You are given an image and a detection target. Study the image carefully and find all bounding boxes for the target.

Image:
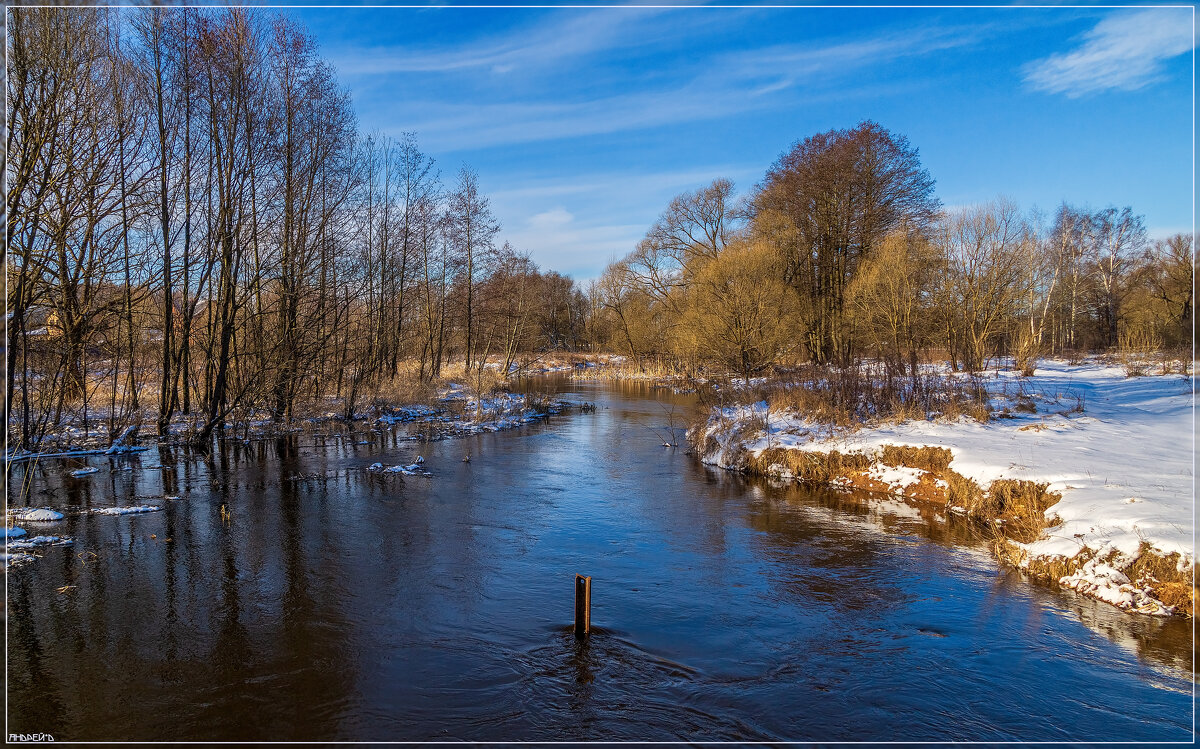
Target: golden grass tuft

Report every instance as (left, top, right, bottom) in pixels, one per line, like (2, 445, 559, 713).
(959, 479, 1060, 543)
(747, 448, 872, 483)
(877, 444, 953, 474)
(945, 472, 982, 510)
(995, 541, 1089, 582)
(1128, 544, 1196, 617)
(368, 374, 439, 410)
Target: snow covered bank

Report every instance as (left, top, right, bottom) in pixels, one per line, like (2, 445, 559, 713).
(691, 360, 1194, 616)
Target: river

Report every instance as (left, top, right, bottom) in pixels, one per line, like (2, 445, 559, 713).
(5, 376, 1193, 741)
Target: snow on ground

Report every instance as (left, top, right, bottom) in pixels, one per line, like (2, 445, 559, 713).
(70, 467, 100, 476)
(8, 508, 65, 522)
(6, 535, 69, 551)
(695, 359, 1194, 614)
(3, 534, 71, 568)
(1058, 559, 1166, 612)
(91, 505, 162, 515)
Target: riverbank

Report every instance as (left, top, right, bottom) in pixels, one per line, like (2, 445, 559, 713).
(690, 359, 1194, 617)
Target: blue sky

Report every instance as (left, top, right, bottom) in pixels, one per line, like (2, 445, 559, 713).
(293, 5, 1194, 280)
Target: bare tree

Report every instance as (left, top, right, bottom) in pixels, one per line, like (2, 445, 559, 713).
(935, 200, 1031, 372)
(1091, 206, 1146, 348)
(445, 166, 499, 369)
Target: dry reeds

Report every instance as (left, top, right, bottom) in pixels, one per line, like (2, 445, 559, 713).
(570, 357, 691, 384)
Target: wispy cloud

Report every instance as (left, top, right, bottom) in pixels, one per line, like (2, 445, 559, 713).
(504, 215, 644, 281)
(331, 7, 666, 77)
(722, 22, 983, 87)
(1023, 8, 1194, 97)
(366, 20, 984, 153)
(380, 88, 761, 153)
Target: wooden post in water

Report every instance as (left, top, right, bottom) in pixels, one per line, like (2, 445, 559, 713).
(574, 574, 592, 639)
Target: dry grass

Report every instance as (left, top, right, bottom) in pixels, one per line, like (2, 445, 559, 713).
(747, 447, 872, 483)
(367, 376, 439, 410)
(877, 444, 953, 473)
(994, 541, 1089, 582)
(941, 472, 979, 510)
(1013, 395, 1037, 414)
(1127, 544, 1196, 617)
(570, 357, 691, 384)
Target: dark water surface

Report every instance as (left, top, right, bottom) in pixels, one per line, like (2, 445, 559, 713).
(6, 377, 1194, 741)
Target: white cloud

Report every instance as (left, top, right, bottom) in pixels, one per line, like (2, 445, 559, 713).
(528, 207, 574, 228)
(489, 166, 762, 279)
(1023, 9, 1194, 97)
(387, 90, 755, 153)
(504, 220, 644, 281)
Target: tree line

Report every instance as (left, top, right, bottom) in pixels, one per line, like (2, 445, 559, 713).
(591, 121, 1193, 382)
(7, 8, 1193, 450)
(6, 7, 590, 449)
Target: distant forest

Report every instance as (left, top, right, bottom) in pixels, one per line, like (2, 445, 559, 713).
(6, 7, 1194, 449)
(595, 120, 1192, 381)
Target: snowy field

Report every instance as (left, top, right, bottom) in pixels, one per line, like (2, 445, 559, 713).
(693, 359, 1194, 615)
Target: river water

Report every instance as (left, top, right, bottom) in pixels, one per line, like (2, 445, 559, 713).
(5, 376, 1194, 741)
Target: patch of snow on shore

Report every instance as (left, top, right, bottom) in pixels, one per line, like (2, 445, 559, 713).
(6, 535, 69, 551)
(694, 359, 1194, 599)
(92, 505, 161, 515)
(9, 508, 65, 522)
(368, 456, 430, 476)
(1059, 559, 1173, 616)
